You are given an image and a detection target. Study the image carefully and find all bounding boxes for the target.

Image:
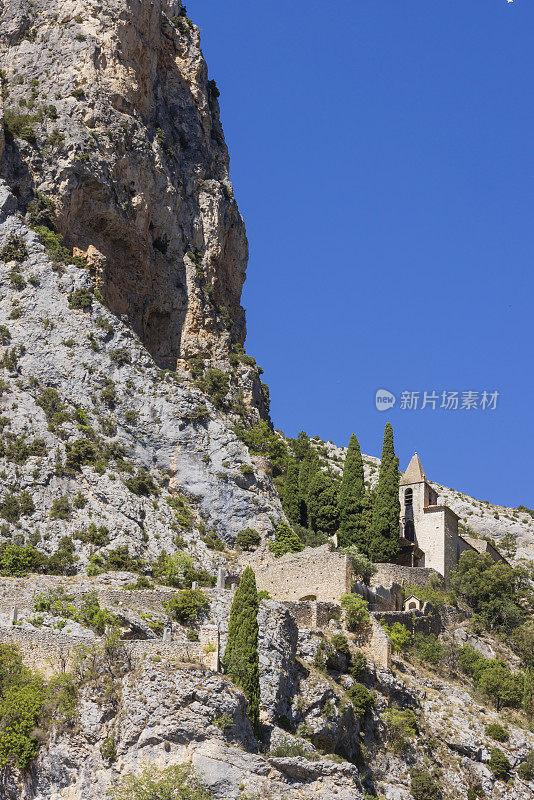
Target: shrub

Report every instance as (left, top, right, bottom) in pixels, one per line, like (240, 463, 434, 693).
(382, 621, 412, 652)
(346, 682, 374, 718)
(239, 463, 254, 476)
(349, 650, 366, 681)
(0, 326, 10, 345)
(517, 749, 534, 780)
(200, 528, 224, 551)
(414, 633, 442, 665)
(68, 288, 93, 310)
(110, 348, 131, 366)
(383, 708, 418, 754)
(106, 764, 211, 800)
(410, 768, 441, 800)
(164, 589, 209, 624)
(100, 735, 117, 762)
(78, 592, 119, 635)
(235, 527, 260, 550)
(0, 543, 46, 577)
(186, 629, 199, 642)
(195, 368, 229, 409)
(485, 722, 509, 742)
(50, 496, 72, 520)
(3, 108, 39, 144)
(269, 737, 315, 759)
(124, 470, 159, 497)
(488, 747, 511, 781)
(331, 633, 351, 659)
(340, 545, 377, 584)
(0, 234, 28, 263)
(152, 552, 193, 588)
(341, 594, 370, 632)
(74, 523, 110, 547)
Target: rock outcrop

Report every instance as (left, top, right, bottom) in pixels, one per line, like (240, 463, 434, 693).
(0, 0, 247, 371)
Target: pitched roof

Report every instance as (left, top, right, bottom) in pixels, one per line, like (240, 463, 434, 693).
(400, 452, 428, 485)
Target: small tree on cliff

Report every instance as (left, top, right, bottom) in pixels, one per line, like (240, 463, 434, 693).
(338, 434, 368, 551)
(269, 521, 304, 557)
(368, 423, 400, 563)
(222, 567, 260, 732)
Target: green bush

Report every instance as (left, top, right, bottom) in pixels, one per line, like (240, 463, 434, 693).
(68, 288, 93, 310)
(200, 527, 224, 552)
(100, 734, 117, 762)
(0, 643, 76, 772)
(269, 521, 304, 558)
(0, 234, 28, 263)
(195, 368, 229, 409)
(78, 592, 119, 634)
(382, 621, 412, 652)
(164, 589, 209, 624)
(341, 594, 370, 632)
(4, 109, 39, 144)
(152, 552, 193, 588)
(124, 470, 159, 497)
(346, 682, 374, 718)
(50, 496, 72, 520)
(106, 764, 211, 800)
(110, 348, 131, 366)
(410, 768, 441, 800)
(488, 747, 511, 780)
(485, 722, 509, 742)
(235, 527, 261, 550)
(269, 737, 316, 759)
(517, 749, 534, 780)
(413, 633, 442, 665)
(349, 650, 366, 681)
(383, 708, 418, 754)
(74, 523, 110, 547)
(0, 543, 46, 577)
(331, 633, 351, 659)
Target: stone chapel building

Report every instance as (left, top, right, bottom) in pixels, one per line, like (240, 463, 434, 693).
(398, 452, 506, 580)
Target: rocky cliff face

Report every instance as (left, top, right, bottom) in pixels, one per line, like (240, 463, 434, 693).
(0, 0, 247, 370)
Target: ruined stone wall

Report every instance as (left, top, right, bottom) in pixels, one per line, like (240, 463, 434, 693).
(248, 545, 351, 603)
(0, 626, 216, 677)
(370, 564, 439, 590)
(373, 607, 442, 637)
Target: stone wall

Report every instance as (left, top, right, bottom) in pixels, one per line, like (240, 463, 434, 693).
(0, 626, 214, 678)
(282, 601, 341, 628)
(370, 564, 440, 590)
(247, 545, 351, 603)
(373, 606, 442, 637)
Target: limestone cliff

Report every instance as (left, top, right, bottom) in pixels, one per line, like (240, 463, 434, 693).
(0, 0, 247, 371)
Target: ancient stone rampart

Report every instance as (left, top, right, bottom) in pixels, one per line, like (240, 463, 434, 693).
(373, 605, 442, 637)
(0, 626, 216, 677)
(370, 564, 440, 590)
(247, 545, 351, 603)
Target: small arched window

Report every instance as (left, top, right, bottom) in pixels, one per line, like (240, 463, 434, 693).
(405, 488, 413, 506)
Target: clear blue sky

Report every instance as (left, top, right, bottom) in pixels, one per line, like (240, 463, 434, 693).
(190, 0, 533, 509)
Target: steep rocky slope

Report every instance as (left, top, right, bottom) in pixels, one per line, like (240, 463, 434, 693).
(1, 0, 249, 372)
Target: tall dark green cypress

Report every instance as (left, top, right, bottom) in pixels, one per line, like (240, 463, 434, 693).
(307, 471, 339, 535)
(368, 423, 400, 563)
(222, 567, 260, 732)
(337, 434, 368, 551)
(282, 460, 300, 524)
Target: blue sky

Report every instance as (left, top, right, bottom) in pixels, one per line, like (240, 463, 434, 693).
(190, 0, 533, 509)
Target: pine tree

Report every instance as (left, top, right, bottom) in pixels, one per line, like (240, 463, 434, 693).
(269, 521, 304, 557)
(338, 434, 367, 551)
(222, 567, 261, 732)
(282, 460, 300, 524)
(307, 471, 339, 535)
(368, 423, 400, 563)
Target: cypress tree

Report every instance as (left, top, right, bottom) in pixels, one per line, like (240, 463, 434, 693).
(368, 423, 400, 563)
(338, 434, 367, 551)
(307, 471, 339, 535)
(282, 460, 300, 524)
(269, 521, 304, 557)
(222, 567, 260, 732)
